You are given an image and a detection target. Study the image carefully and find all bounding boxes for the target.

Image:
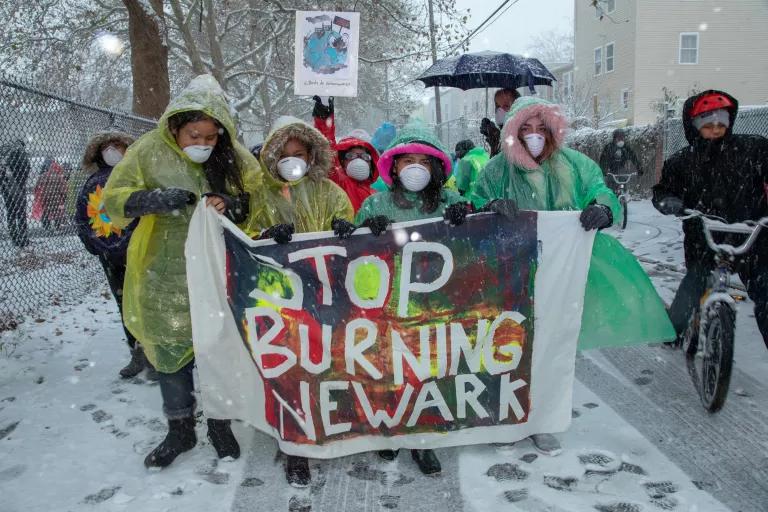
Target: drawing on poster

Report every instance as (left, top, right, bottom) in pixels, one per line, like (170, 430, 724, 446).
(302, 14, 352, 76)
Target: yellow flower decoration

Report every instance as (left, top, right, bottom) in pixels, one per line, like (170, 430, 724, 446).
(87, 185, 122, 238)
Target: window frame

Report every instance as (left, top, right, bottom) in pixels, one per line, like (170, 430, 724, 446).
(679, 32, 699, 65)
(605, 42, 615, 73)
(562, 71, 573, 98)
(594, 46, 603, 76)
(621, 88, 631, 110)
(595, 0, 616, 18)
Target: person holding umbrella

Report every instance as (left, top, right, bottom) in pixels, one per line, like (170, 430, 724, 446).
(480, 88, 521, 157)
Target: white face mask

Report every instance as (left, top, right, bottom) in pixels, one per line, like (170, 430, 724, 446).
(523, 133, 546, 158)
(345, 158, 371, 181)
(495, 107, 508, 126)
(101, 146, 123, 167)
(277, 157, 308, 181)
(398, 163, 431, 192)
(616, 140, 625, 148)
(183, 145, 214, 163)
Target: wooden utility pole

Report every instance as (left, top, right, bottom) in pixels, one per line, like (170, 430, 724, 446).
(427, 0, 442, 135)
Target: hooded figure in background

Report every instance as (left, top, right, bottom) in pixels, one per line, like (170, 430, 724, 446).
(241, 114, 353, 488)
(312, 96, 380, 211)
(599, 129, 642, 194)
(479, 88, 521, 157)
(370, 122, 397, 192)
(32, 157, 68, 230)
(472, 96, 675, 454)
(0, 138, 31, 247)
(75, 130, 151, 379)
(653, 90, 768, 348)
(453, 139, 489, 197)
(104, 74, 261, 470)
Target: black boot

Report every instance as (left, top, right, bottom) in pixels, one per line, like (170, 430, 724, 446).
(144, 360, 160, 382)
(144, 417, 197, 468)
(285, 455, 311, 488)
(378, 449, 400, 461)
(119, 346, 147, 378)
(411, 449, 441, 475)
(207, 419, 240, 460)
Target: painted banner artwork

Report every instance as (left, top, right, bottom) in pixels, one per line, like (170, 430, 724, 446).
(186, 207, 595, 458)
(293, 11, 360, 97)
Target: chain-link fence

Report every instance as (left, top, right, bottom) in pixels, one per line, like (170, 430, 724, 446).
(0, 75, 155, 329)
(663, 104, 768, 158)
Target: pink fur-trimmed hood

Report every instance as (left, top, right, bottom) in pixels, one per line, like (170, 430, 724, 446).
(501, 97, 569, 170)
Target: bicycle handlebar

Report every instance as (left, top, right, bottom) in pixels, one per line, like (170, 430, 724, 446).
(682, 209, 768, 256)
(606, 172, 637, 185)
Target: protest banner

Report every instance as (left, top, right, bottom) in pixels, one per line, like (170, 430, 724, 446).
(293, 11, 360, 97)
(186, 207, 595, 458)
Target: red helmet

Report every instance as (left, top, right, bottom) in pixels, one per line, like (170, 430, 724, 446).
(690, 93, 735, 117)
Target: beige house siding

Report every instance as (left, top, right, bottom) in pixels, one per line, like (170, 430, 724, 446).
(574, 0, 638, 124)
(634, 0, 768, 125)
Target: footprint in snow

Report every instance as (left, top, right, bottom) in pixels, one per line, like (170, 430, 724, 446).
(643, 481, 679, 497)
(650, 495, 679, 510)
(378, 494, 400, 509)
(485, 463, 529, 482)
(501, 488, 529, 503)
(0, 464, 27, 482)
(82, 486, 121, 504)
(542, 475, 579, 492)
(519, 453, 538, 464)
(618, 462, 647, 476)
(240, 477, 264, 487)
(91, 410, 112, 423)
(0, 421, 20, 440)
(288, 495, 312, 512)
(593, 502, 643, 512)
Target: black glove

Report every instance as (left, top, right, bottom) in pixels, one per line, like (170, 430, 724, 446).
(443, 202, 470, 226)
(479, 117, 496, 136)
(124, 188, 196, 217)
(580, 204, 613, 230)
(261, 223, 294, 244)
(203, 192, 251, 224)
(332, 218, 357, 239)
(484, 199, 519, 219)
(312, 95, 334, 119)
(656, 196, 684, 216)
(360, 215, 390, 236)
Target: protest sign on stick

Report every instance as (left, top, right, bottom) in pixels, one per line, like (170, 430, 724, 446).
(294, 11, 360, 97)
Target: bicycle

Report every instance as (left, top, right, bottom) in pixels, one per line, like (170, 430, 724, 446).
(606, 172, 636, 229)
(678, 209, 768, 412)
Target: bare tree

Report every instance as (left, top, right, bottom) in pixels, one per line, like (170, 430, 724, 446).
(525, 28, 574, 64)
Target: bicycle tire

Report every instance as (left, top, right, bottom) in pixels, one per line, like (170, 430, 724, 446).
(620, 196, 628, 229)
(699, 302, 735, 412)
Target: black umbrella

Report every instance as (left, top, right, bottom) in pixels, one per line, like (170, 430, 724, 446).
(416, 51, 556, 93)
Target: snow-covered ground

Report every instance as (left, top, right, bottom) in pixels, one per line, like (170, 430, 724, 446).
(1, 200, 766, 512)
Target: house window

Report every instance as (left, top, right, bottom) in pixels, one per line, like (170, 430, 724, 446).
(605, 42, 615, 73)
(594, 47, 602, 75)
(595, 0, 616, 18)
(679, 32, 699, 64)
(562, 71, 573, 98)
(621, 88, 631, 110)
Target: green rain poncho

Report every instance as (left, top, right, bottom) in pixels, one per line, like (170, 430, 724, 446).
(242, 116, 354, 235)
(103, 75, 262, 373)
(356, 119, 466, 223)
(471, 97, 674, 348)
(456, 146, 490, 195)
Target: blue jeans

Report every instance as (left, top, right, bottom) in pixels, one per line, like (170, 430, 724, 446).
(158, 360, 196, 419)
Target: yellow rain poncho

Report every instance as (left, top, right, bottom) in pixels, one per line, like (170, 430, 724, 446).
(243, 116, 353, 235)
(103, 75, 261, 373)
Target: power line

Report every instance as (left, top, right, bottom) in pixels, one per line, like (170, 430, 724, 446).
(450, 0, 523, 53)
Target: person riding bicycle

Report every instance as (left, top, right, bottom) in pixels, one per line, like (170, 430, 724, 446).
(652, 89, 768, 350)
(599, 129, 642, 196)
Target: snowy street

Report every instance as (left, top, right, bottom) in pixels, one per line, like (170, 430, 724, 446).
(1, 200, 767, 512)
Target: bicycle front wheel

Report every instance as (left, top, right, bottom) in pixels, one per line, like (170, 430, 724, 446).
(699, 302, 735, 412)
(620, 196, 628, 229)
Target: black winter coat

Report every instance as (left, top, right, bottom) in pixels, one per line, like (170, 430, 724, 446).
(652, 90, 768, 267)
(74, 165, 136, 264)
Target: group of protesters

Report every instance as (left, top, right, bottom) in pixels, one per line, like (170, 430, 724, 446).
(64, 73, 767, 488)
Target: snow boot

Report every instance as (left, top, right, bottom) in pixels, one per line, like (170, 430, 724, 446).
(144, 361, 160, 382)
(411, 449, 441, 475)
(530, 433, 562, 456)
(285, 455, 311, 488)
(378, 449, 400, 461)
(119, 346, 147, 378)
(207, 419, 240, 460)
(144, 417, 197, 468)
